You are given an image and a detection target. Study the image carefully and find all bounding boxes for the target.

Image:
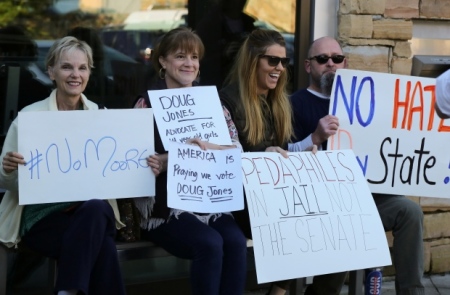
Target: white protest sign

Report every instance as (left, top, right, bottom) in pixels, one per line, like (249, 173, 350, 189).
(18, 109, 155, 205)
(148, 86, 232, 149)
(329, 69, 450, 198)
(242, 150, 391, 284)
(167, 141, 243, 213)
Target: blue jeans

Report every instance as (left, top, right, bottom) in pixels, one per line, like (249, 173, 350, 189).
(22, 199, 125, 295)
(142, 212, 247, 295)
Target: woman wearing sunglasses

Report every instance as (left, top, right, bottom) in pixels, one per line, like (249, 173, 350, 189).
(219, 28, 306, 295)
(219, 28, 292, 161)
(288, 37, 350, 295)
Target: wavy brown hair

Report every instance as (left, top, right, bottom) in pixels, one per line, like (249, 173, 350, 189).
(226, 29, 292, 146)
(151, 27, 205, 73)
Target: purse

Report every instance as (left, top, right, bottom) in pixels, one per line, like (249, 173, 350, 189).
(116, 198, 141, 242)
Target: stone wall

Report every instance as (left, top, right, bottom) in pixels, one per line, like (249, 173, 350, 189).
(337, 0, 450, 275)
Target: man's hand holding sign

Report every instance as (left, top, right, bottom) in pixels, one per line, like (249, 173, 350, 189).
(329, 69, 450, 198)
(288, 37, 424, 295)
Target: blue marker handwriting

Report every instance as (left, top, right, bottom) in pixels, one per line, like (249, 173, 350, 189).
(25, 136, 149, 179)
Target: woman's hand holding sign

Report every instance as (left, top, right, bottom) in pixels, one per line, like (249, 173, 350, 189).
(264, 144, 318, 159)
(186, 137, 237, 151)
(2, 151, 26, 173)
(265, 146, 289, 158)
(305, 144, 318, 154)
(147, 153, 168, 177)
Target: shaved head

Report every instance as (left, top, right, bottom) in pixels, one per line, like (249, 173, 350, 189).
(305, 37, 347, 96)
(308, 36, 342, 57)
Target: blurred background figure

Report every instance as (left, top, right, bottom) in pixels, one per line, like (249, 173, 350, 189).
(196, 0, 255, 89)
(0, 25, 52, 118)
(67, 26, 113, 107)
(0, 35, 48, 281)
(435, 69, 450, 119)
(67, 26, 148, 109)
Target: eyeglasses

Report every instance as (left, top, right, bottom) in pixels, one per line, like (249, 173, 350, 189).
(259, 55, 290, 67)
(308, 54, 345, 64)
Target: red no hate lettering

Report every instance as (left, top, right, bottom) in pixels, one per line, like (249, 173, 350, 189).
(392, 79, 450, 132)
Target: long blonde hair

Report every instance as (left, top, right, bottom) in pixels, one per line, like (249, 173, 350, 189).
(226, 29, 292, 146)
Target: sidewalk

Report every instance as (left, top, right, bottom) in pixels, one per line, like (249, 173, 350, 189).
(244, 273, 450, 294)
(422, 273, 450, 294)
(341, 273, 450, 295)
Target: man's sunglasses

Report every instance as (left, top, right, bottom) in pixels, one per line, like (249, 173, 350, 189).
(259, 55, 290, 67)
(308, 54, 345, 64)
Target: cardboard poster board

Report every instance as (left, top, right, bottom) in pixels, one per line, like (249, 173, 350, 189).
(242, 150, 391, 283)
(18, 109, 155, 204)
(329, 69, 450, 198)
(167, 142, 243, 213)
(148, 86, 232, 149)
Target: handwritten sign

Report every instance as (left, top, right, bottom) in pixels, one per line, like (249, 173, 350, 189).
(329, 69, 450, 198)
(18, 109, 155, 205)
(148, 86, 232, 149)
(167, 142, 243, 213)
(242, 150, 391, 283)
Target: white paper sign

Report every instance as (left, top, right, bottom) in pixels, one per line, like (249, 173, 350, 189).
(329, 69, 450, 198)
(167, 142, 243, 213)
(148, 86, 232, 149)
(242, 150, 391, 284)
(18, 109, 155, 205)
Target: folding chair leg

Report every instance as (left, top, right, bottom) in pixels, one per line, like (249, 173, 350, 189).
(289, 277, 307, 295)
(47, 258, 57, 293)
(349, 270, 364, 295)
(0, 245, 8, 295)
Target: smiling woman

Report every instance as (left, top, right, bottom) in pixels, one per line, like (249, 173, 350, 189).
(47, 41, 91, 109)
(218, 28, 300, 295)
(220, 28, 292, 152)
(34, 38, 143, 109)
(132, 27, 248, 295)
(0, 36, 126, 295)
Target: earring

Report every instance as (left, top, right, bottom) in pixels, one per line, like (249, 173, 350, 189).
(197, 70, 200, 78)
(159, 68, 165, 79)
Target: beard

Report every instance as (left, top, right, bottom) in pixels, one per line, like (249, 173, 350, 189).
(320, 71, 335, 96)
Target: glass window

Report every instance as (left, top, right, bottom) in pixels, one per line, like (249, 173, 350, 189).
(0, 0, 298, 148)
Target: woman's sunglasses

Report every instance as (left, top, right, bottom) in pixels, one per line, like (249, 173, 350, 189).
(259, 55, 290, 67)
(308, 54, 346, 65)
